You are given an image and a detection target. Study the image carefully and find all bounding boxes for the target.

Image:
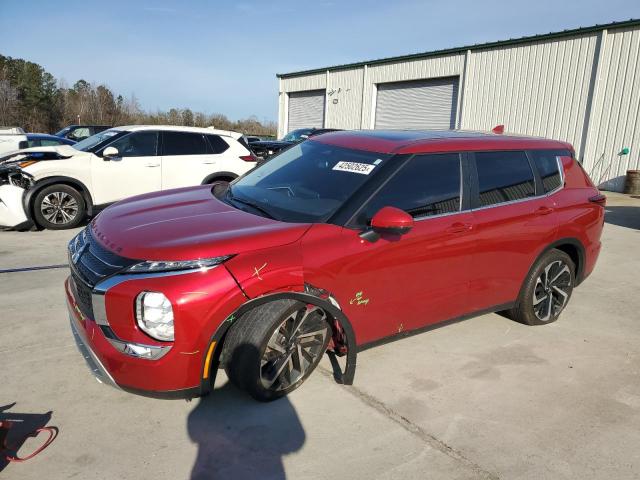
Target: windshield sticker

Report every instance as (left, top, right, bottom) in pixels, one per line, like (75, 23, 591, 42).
(333, 161, 376, 175)
(373, 159, 383, 165)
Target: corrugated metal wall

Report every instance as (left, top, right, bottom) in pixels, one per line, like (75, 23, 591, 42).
(325, 68, 364, 130)
(582, 26, 640, 192)
(278, 24, 640, 192)
(461, 34, 598, 160)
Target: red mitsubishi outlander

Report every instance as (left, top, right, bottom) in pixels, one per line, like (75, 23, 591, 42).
(66, 130, 605, 401)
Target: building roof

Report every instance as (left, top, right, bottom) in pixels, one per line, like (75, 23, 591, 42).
(277, 18, 640, 79)
(311, 129, 572, 154)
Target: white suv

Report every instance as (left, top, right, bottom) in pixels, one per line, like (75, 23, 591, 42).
(0, 125, 257, 230)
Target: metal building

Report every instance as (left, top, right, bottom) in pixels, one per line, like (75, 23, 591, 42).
(277, 19, 640, 192)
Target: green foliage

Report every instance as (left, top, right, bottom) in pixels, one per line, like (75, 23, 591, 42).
(0, 54, 276, 136)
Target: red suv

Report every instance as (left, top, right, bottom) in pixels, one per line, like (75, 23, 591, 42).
(66, 130, 605, 401)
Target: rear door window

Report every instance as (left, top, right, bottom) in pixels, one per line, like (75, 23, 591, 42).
(475, 151, 535, 207)
(161, 132, 209, 155)
(530, 150, 564, 193)
(357, 153, 461, 224)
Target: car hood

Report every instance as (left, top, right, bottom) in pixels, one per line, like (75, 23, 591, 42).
(91, 186, 312, 261)
(0, 145, 81, 164)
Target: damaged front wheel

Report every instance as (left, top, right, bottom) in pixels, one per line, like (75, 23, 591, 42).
(222, 300, 330, 401)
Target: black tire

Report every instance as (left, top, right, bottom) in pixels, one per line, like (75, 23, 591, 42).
(205, 176, 234, 187)
(508, 248, 575, 326)
(33, 184, 86, 230)
(223, 300, 331, 402)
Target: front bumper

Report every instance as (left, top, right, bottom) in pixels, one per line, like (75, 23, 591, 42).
(65, 261, 246, 398)
(0, 184, 28, 228)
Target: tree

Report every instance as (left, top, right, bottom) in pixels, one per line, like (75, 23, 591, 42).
(0, 53, 276, 136)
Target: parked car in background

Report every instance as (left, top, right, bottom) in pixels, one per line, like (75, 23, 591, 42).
(0, 128, 75, 155)
(244, 136, 262, 143)
(54, 125, 111, 142)
(0, 127, 27, 155)
(249, 128, 340, 159)
(0, 125, 256, 230)
(64, 129, 604, 402)
(20, 133, 77, 148)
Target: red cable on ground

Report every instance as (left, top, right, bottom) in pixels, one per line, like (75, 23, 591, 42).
(1, 422, 58, 463)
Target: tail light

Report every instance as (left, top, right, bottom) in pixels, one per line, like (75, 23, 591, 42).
(239, 154, 257, 162)
(589, 194, 607, 207)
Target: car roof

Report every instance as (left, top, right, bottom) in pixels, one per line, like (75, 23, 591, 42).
(114, 125, 242, 138)
(310, 129, 573, 154)
(27, 133, 70, 140)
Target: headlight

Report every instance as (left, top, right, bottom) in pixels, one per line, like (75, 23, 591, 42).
(126, 255, 233, 274)
(135, 292, 174, 341)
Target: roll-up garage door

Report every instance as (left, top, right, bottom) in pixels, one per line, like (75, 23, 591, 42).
(374, 77, 459, 130)
(287, 90, 325, 132)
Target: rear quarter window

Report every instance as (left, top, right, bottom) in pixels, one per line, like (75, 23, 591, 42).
(206, 135, 230, 154)
(530, 150, 566, 193)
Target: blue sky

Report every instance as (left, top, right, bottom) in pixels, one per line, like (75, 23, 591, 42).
(1, 0, 639, 122)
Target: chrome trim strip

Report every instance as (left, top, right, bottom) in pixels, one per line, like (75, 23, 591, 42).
(102, 328, 172, 360)
(92, 291, 109, 326)
(68, 310, 120, 389)
(93, 266, 219, 293)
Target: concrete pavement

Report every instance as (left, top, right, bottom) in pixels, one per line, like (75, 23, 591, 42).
(1, 193, 639, 479)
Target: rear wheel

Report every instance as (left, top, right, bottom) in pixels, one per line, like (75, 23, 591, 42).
(33, 184, 86, 230)
(509, 249, 575, 326)
(223, 300, 331, 401)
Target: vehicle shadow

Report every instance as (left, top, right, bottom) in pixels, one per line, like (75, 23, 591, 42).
(187, 357, 305, 479)
(605, 206, 640, 230)
(0, 403, 54, 472)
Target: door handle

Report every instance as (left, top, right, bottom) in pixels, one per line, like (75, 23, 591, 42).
(202, 161, 216, 164)
(445, 222, 473, 234)
(144, 163, 160, 168)
(536, 206, 554, 215)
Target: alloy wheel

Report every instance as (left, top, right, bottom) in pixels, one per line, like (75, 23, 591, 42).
(260, 305, 329, 391)
(532, 260, 572, 322)
(40, 191, 79, 225)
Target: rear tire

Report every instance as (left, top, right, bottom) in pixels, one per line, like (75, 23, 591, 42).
(223, 300, 331, 402)
(33, 184, 86, 230)
(508, 249, 575, 326)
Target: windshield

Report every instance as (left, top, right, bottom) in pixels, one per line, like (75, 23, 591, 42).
(73, 129, 123, 152)
(281, 129, 313, 142)
(54, 127, 71, 137)
(228, 140, 391, 223)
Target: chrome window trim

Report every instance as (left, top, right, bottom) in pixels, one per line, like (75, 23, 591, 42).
(407, 153, 566, 220)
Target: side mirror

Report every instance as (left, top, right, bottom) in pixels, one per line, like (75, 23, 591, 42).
(102, 146, 119, 160)
(360, 206, 414, 242)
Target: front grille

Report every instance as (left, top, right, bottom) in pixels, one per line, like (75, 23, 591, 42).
(68, 227, 138, 287)
(68, 227, 139, 319)
(71, 272, 94, 318)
